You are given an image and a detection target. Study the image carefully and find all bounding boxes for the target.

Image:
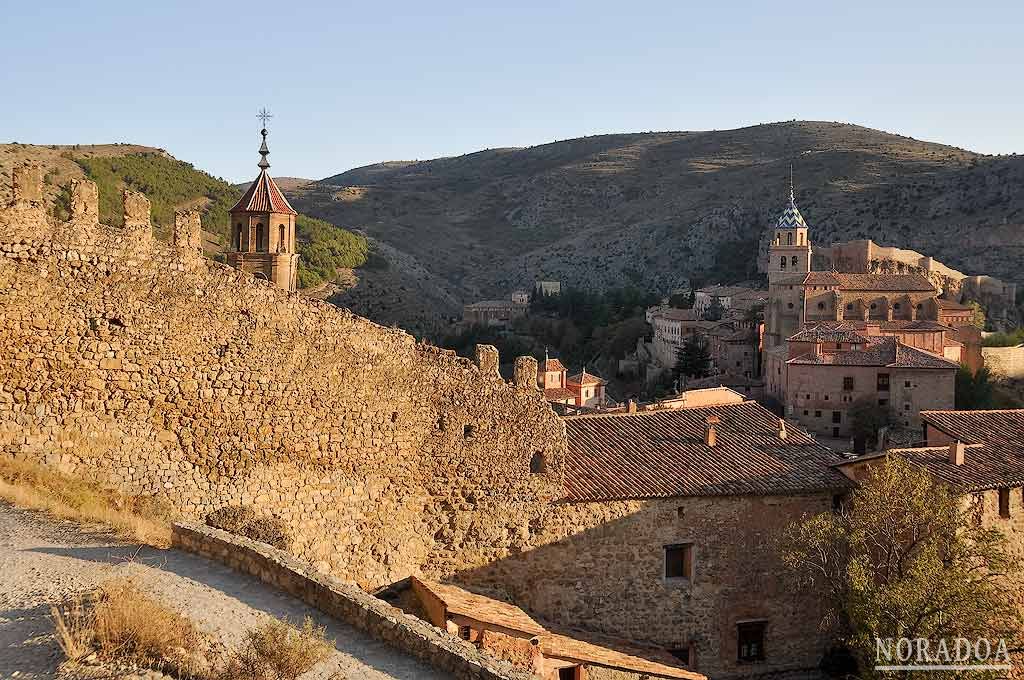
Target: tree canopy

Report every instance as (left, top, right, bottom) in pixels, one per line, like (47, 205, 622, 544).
(674, 337, 711, 380)
(781, 456, 1022, 679)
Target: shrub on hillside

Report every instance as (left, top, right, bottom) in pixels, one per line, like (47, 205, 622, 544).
(218, 617, 333, 680)
(52, 579, 215, 678)
(206, 506, 290, 550)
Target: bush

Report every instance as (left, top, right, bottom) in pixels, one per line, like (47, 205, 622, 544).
(52, 579, 214, 678)
(206, 506, 290, 550)
(219, 617, 333, 680)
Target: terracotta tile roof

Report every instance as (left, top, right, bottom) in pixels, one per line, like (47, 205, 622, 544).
(543, 358, 567, 372)
(911, 410, 1024, 491)
(563, 401, 852, 501)
(230, 169, 297, 215)
(791, 321, 951, 343)
(802, 272, 935, 292)
(653, 308, 700, 322)
(789, 323, 868, 344)
(544, 387, 575, 402)
(411, 578, 546, 635)
(788, 336, 958, 369)
(936, 298, 974, 311)
(540, 632, 703, 679)
(567, 370, 606, 386)
(685, 374, 762, 388)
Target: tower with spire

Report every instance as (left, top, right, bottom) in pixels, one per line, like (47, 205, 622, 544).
(766, 166, 812, 285)
(226, 112, 300, 291)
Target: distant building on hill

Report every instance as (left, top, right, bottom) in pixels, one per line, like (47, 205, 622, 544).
(535, 280, 561, 297)
(538, 357, 610, 409)
(693, 285, 767, 318)
(462, 297, 528, 327)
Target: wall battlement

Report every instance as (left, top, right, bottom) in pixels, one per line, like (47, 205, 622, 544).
(0, 164, 566, 588)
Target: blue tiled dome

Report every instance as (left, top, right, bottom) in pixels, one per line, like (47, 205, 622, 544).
(776, 190, 808, 231)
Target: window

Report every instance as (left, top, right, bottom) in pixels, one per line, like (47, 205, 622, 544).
(893, 302, 901, 310)
(905, 380, 912, 388)
(843, 377, 855, 391)
(530, 452, 546, 474)
(791, 256, 798, 267)
(870, 302, 877, 310)
(787, 302, 794, 309)
(845, 303, 853, 311)
(459, 625, 472, 641)
(877, 373, 890, 391)
(878, 398, 889, 406)
(234, 223, 243, 250)
(999, 489, 1010, 519)
(780, 257, 787, 270)
(832, 494, 843, 512)
(803, 410, 809, 416)
(916, 303, 923, 310)
(463, 424, 475, 439)
(904, 403, 911, 411)
(255, 223, 265, 250)
(670, 648, 692, 667)
(786, 233, 793, 245)
(817, 302, 825, 310)
(664, 544, 693, 580)
(832, 411, 841, 424)
(278, 224, 287, 252)
(823, 394, 829, 401)
(737, 622, 766, 663)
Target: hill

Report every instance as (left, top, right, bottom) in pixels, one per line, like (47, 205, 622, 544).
(0, 142, 367, 290)
(289, 121, 1024, 329)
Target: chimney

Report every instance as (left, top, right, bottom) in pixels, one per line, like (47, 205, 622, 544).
(705, 416, 720, 447)
(949, 440, 966, 466)
(627, 399, 637, 414)
(778, 419, 788, 440)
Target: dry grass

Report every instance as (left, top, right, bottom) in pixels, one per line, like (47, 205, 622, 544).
(219, 617, 333, 680)
(0, 456, 173, 547)
(206, 505, 291, 550)
(51, 579, 215, 678)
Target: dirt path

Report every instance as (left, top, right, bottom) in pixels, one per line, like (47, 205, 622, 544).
(0, 504, 447, 680)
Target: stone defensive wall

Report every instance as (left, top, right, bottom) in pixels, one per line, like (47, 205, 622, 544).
(0, 164, 567, 588)
(172, 521, 532, 680)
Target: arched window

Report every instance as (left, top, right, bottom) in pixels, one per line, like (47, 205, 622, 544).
(234, 223, 243, 250)
(791, 256, 798, 267)
(255, 223, 265, 250)
(279, 224, 287, 252)
(817, 302, 825, 310)
(530, 452, 546, 474)
(787, 233, 793, 245)
(780, 257, 787, 270)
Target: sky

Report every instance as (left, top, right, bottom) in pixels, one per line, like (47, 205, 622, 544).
(2, 0, 1022, 182)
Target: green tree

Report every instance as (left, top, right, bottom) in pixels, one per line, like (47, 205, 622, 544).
(956, 365, 996, 410)
(849, 397, 894, 450)
(781, 457, 1022, 680)
(967, 300, 987, 330)
(704, 297, 725, 321)
(674, 337, 711, 380)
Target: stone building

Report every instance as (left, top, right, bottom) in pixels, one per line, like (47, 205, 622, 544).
(462, 297, 528, 327)
(226, 127, 299, 291)
(409, 577, 702, 680)
(565, 370, 607, 408)
(456, 395, 853, 680)
(647, 307, 724, 369)
(539, 357, 575, 405)
(765, 323, 958, 437)
(693, 285, 766, 318)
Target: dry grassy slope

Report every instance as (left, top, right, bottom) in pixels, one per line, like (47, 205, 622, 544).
(290, 121, 1024, 320)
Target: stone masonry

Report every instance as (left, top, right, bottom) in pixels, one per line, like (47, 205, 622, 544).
(0, 166, 567, 589)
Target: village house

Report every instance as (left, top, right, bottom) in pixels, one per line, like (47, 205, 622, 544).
(538, 357, 610, 410)
(457, 388, 853, 680)
(765, 322, 958, 438)
(693, 285, 766, 318)
(648, 307, 726, 369)
(409, 577, 703, 680)
(462, 294, 529, 327)
(565, 369, 607, 408)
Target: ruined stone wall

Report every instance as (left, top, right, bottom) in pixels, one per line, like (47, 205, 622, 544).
(454, 494, 836, 680)
(0, 169, 566, 589)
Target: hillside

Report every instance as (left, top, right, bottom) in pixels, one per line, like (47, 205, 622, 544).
(290, 121, 1024, 329)
(0, 143, 367, 290)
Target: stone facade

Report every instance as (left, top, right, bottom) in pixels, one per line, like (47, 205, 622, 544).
(455, 494, 837, 680)
(0, 168, 566, 590)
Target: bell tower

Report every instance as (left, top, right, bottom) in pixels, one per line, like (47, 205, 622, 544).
(226, 112, 300, 291)
(767, 168, 812, 285)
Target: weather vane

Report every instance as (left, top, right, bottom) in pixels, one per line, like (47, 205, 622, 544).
(257, 107, 273, 130)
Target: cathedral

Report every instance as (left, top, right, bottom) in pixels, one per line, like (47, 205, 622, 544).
(226, 125, 300, 291)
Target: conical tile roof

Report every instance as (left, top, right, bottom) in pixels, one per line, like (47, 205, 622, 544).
(230, 168, 297, 215)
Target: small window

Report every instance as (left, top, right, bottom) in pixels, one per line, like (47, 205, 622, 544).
(845, 303, 853, 311)
(870, 302, 877, 310)
(463, 424, 475, 439)
(823, 394, 829, 401)
(843, 377, 855, 391)
(916, 303, 923, 310)
(803, 410, 809, 416)
(737, 621, 766, 663)
(530, 452, 546, 474)
(832, 494, 843, 512)
(904, 403, 911, 411)
(905, 380, 912, 388)
(459, 625, 472, 641)
(999, 489, 1010, 519)
(817, 302, 825, 310)
(780, 257, 787, 269)
(832, 411, 841, 424)
(893, 302, 901, 310)
(815, 410, 822, 418)
(877, 374, 890, 391)
(878, 398, 889, 406)
(670, 647, 692, 667)
(664, 543, 693, 580)
(391, 411, 398, 423)
(787, 302, 794, 309)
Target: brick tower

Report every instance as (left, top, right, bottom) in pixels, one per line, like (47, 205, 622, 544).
(766, 170, 812, 285)
(227, 125, 299, 291)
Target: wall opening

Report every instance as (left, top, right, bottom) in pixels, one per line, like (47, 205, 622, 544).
(463, 424, 475, 439)
(530, 452, 546, 474)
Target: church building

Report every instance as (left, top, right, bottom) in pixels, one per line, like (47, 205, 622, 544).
(226, 125, 300, 291)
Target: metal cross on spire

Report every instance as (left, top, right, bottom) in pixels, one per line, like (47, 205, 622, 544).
(257, 107, 273, 130)
(789, 163, 795, 204)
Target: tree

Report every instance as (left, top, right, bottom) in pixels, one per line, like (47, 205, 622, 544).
(781, 457, 1022, 680)
(956, 364, 996, 410)
(967, 300, 987, 330)
(704, 297, 725, 321)
(674, 337, 711, 380)
(848, 397, 895, 451)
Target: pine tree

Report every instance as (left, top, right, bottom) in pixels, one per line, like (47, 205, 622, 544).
(674, 337, 711, 380)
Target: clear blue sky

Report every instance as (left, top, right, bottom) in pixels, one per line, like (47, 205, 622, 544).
(3, 0, 1021, 182)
